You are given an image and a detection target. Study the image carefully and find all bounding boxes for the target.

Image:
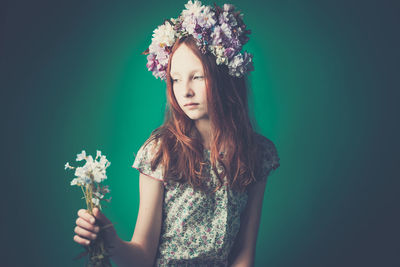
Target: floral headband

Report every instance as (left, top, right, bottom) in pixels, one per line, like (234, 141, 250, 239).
(143, 0, 254, 80)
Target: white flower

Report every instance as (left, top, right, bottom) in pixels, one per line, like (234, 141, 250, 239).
(151, 21, 176, 49)
(210, 45, 227, 65)
(181, 1, 216, 34)
(221, 11, 237, 27)
(155, 50, 170, 66)
(197, 6, 216, 29)
(74, 155, 109, 184)
(93, 165, 107, 183)
(74, 166, 89, 181)
(220, 23, 232, 39)
(228, 53, 244, 69)
(182, 0, 204, 18)
(210, 26, 223, 46)
(99, 155, 106, 164)
(223, 3, 234, 12)
(228, 52, 252, 77)
(149, 41, 161, 55)
(67, 150, 112, 209)
(216, 56, 227, 65)
(76, 150, 86, 161)
(92, 197, 100, 206)
(64, 162, 73, 170)
(144, 1, 254, 80)
(181, 16, 197, 35)
(94, 192, 104, 199)
(83, 176, 91, 185)
(70, 176, 90, 186)
(86, 155, 94, 165)
(181, 0, 207, 35)
(215, 45, 225, 56)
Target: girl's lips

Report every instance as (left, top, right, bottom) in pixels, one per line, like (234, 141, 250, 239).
(184, 103, 199, 106)
(185, 103, 199, 109)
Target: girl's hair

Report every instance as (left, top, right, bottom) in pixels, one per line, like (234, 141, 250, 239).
(145, 35, 260, 193)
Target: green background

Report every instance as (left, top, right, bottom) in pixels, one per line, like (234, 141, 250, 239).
(2, 0, 398, 266)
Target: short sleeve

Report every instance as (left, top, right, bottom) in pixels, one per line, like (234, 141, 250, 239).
(132, 138, 164, 183)
(255, 134, 281, 183)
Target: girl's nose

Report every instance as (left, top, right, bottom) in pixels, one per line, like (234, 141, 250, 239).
(185, 90, 194, 97)
(184, 82, 194, 97)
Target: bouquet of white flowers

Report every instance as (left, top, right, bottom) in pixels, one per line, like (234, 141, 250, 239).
(65, 150, 113, 267)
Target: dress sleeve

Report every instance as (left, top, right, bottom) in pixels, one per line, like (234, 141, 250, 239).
(255, 134, 281, 183)
(132, 138, 164, 183)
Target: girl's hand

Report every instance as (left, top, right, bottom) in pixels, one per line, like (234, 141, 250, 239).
(73, 207, 117, 247)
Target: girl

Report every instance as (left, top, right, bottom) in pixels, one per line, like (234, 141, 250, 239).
(73, 1, 280, 266)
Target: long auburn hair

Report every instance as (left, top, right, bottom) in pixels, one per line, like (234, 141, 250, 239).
(144, 35, 260, 193)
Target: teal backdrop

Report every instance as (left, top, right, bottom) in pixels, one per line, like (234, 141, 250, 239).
(2, 0, 398, 266)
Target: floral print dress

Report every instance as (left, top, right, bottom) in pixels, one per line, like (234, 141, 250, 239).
(131, 132, 280, 266)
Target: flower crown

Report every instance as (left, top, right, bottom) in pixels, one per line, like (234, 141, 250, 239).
(143, 0, 254, 80)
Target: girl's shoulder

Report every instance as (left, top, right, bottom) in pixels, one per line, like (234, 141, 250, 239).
(252, 132, 281, 181)
(253, 132, 278, 154)
(132, 135, 164, 182)
(134, 135, 161, 162)
(141, 135, 161, 153)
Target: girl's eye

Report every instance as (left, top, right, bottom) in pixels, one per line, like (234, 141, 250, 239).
(194, 76, 204, 80)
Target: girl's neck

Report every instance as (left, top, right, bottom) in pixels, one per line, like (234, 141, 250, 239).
(195, 118, 211, 150)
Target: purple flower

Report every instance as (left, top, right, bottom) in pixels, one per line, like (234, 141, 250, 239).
(146, 54, 157, 71)
(194, 23, 202, 34)
(211, 25, 223, 45)
(144, 1, 254, 80)
(224, 47, 235, 58)
(242, 51, 254, 72)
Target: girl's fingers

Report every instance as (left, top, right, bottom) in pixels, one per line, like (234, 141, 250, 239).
(74, 225, 98, 241)
(76, 217, 100, 233)
(73, 234, 91, 246)
(93, 207, 109, 224)
(77, 209, 96, 224)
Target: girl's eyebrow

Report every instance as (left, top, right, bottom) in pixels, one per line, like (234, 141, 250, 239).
(171, 69, 203, 76)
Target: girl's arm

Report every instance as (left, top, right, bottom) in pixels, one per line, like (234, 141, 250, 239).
(228, 179, 268, 267)
(108, 172, 164, 267)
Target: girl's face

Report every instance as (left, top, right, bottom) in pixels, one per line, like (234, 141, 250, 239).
(170, 43, 208, 121)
